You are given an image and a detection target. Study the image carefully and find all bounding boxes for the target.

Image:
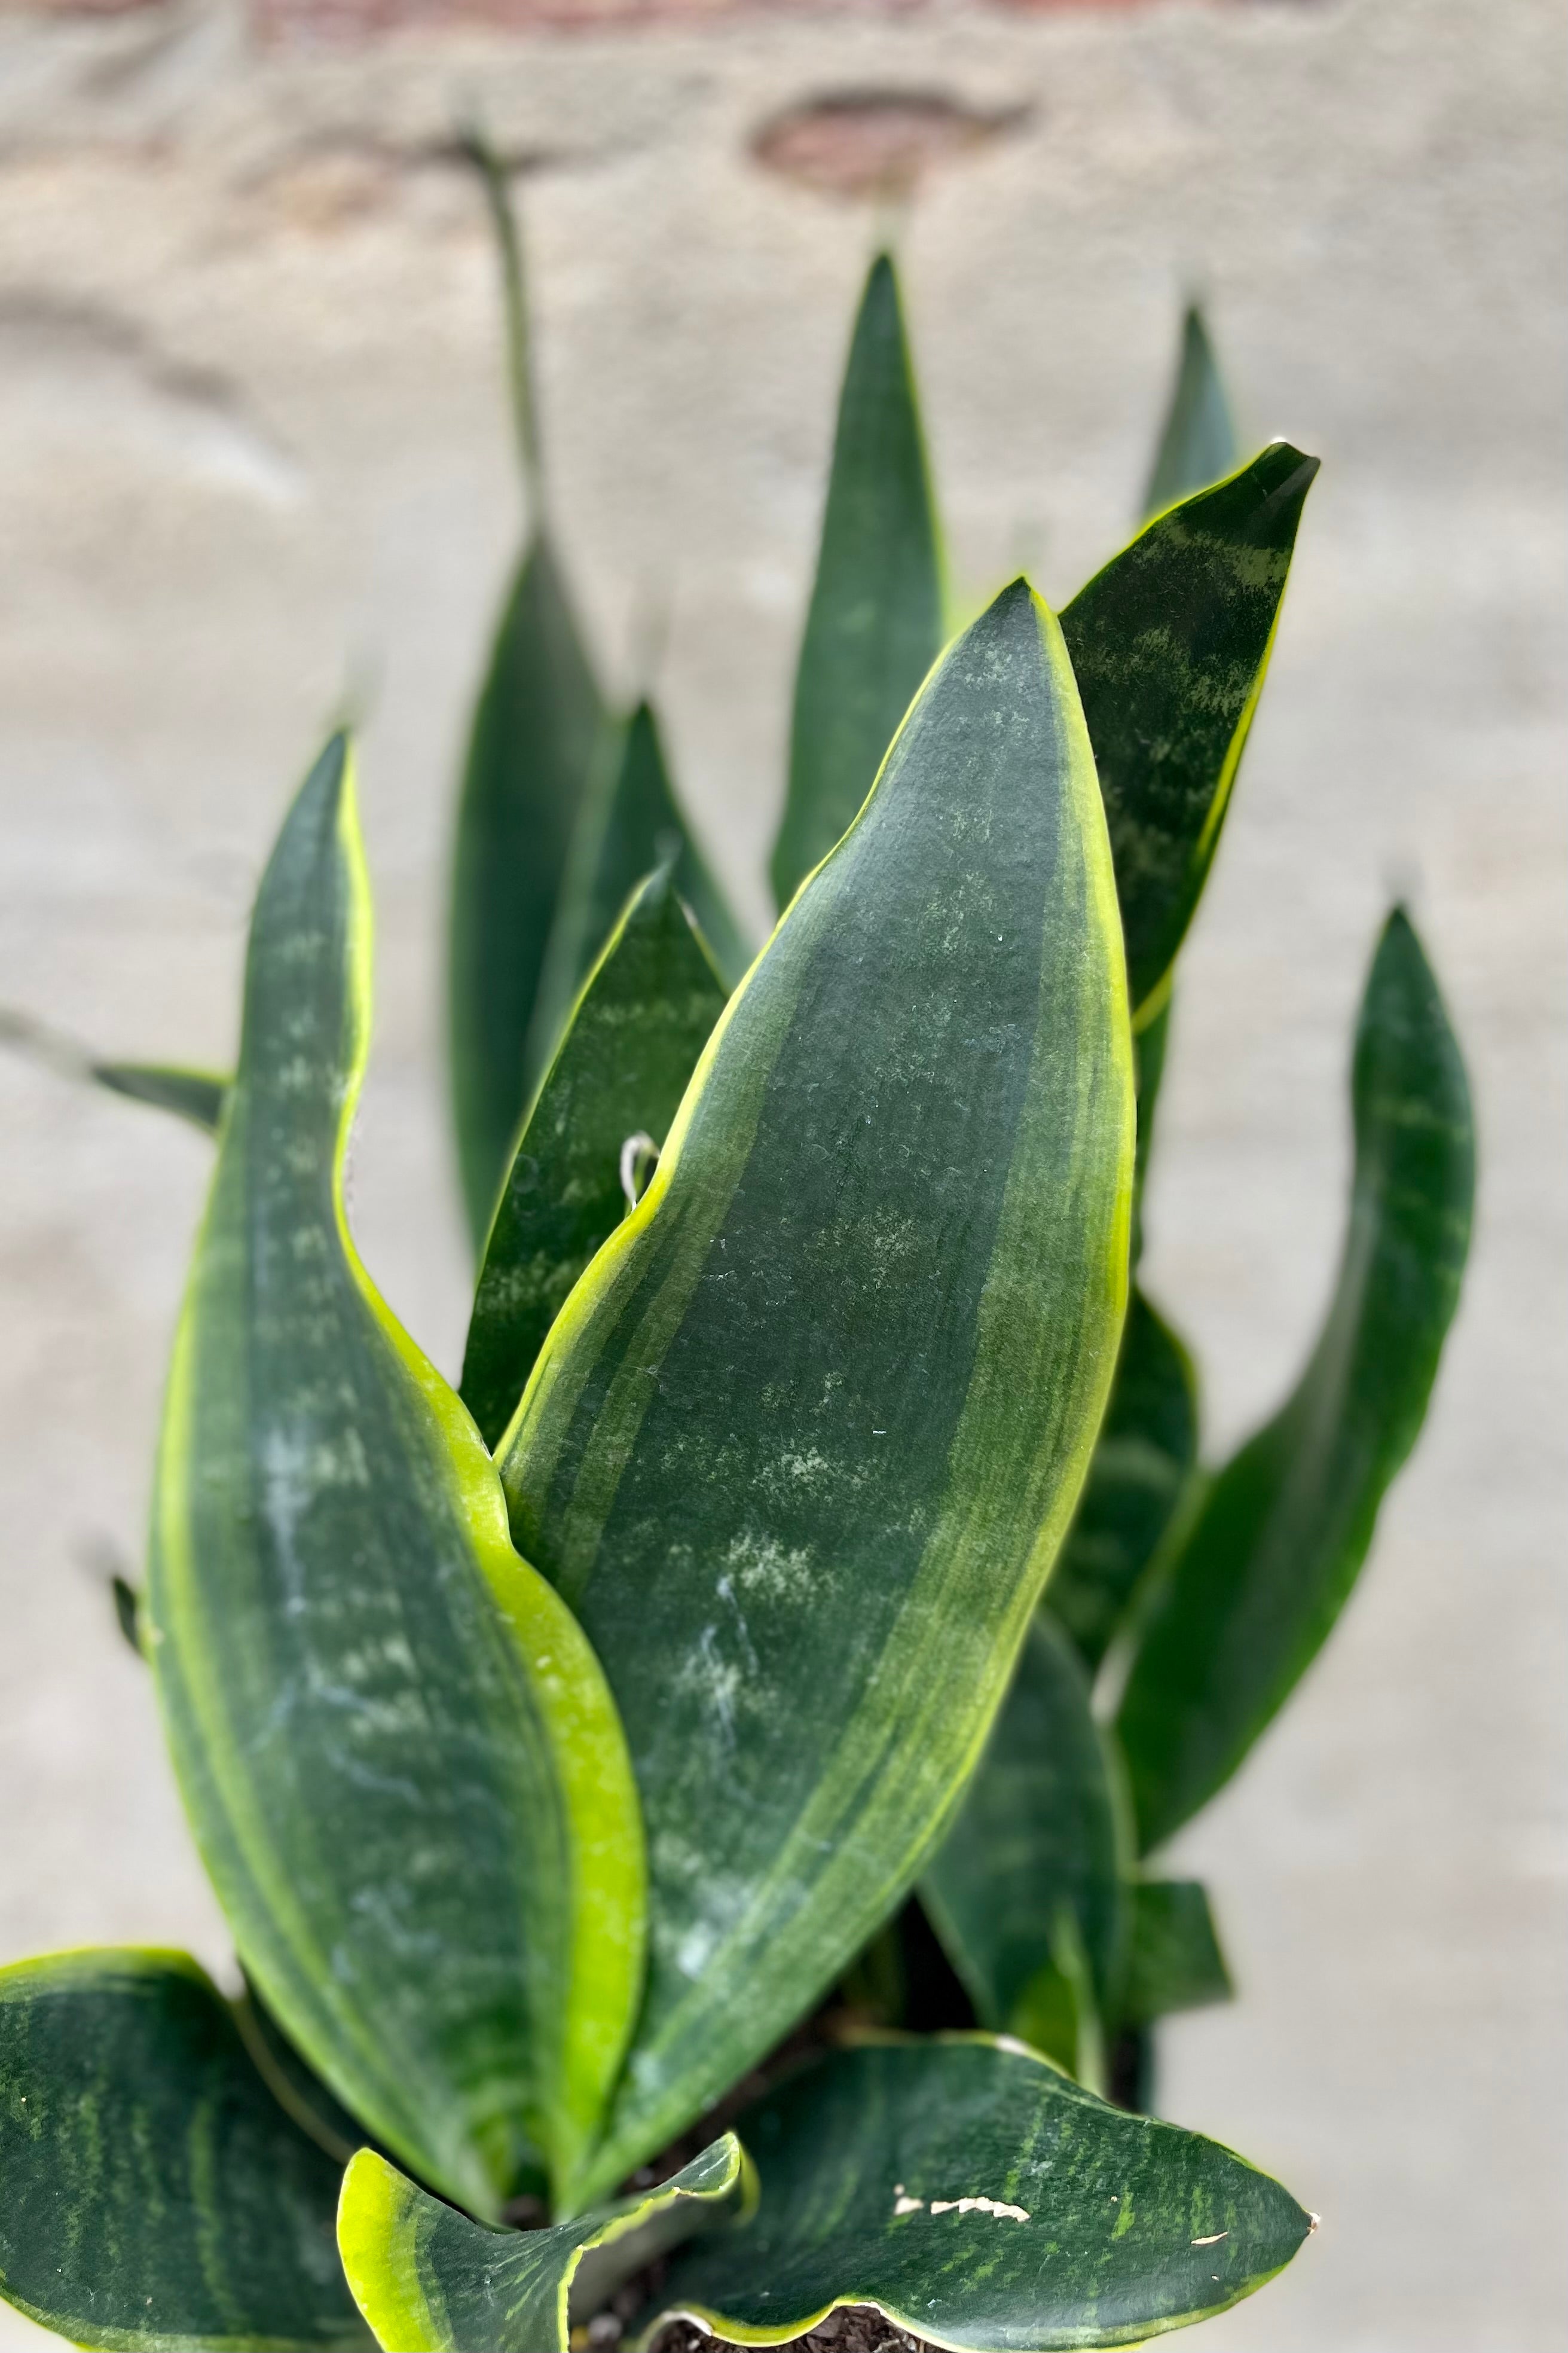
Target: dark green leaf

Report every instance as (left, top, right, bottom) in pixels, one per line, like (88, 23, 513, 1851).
(644, 2038, 1312, 2351)
(500, 581, 1133, 2201)
(525, 703, 748, 1085)
(93, 1061, 229, 1133)
(1118, 908, 1475, 1851)
(1121, 1882, 1233, 2029)
(448, 534, 606, 1255)
(1142, 306, 1240, 522)
(337, 2135, 744, 2352)
(148, 735, 645, 2219)
(461, 868, 729, 1451)
(1061, 440, 1320, 1015)
(770, 251, 944, 911)
(1047, 1292, 1198, 1674)
(1, 1005, 227, 1134)
(1130, 993, 1172, 1268)
(0, 1948, 367, 2351)
(922, 1617, 1129, 2088)
(112, 1571, 145, 1655)
(233, 1973, 383, 2168)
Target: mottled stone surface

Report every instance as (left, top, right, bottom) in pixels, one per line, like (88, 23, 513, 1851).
(0, 3, 1563, 2349)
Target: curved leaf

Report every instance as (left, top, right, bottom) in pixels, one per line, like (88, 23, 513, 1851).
(1, 1005, 227, 1134)
(449, 535, 606, 1253)
(500, 579, 1133, 2201)
(1130, 993, 1172, 1268)
(1047, 1292, 1198, 1674)
(922, 1617, 1129, 2088)
(641, 2037, 1312, 2351)
(1118, 908, 1475, 1851)
(147, 736, 644, 2219)
(770, 251, 944, 911)
(1061, 441, 1319, 1017)
(0, 1948, 366, 2351)
(461, 867, 729, 1450)
(1141, 306, 1240, 523)
(1121, 1883, 1232, 2029)
(338, 2135, 744, 2353)
(526, 703, 748, 1084)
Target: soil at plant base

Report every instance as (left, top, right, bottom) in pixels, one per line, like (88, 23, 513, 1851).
(643, 2314, 931, 2350)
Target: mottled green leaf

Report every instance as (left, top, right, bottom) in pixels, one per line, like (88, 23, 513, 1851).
(461, 868, 729, 1451)
(147, 736, 644, 2220)
(1047, 1292, 1198, 1674)
(1121, 1883, 1233, 2029)
(922, 1618, 1129, 2088)
(1061, 441, 1319, 1017)
(1118, 908, 1475, 1851)
(500, 580, 1133, 2199)
(449, 536, 606, 1253)
(770, 251, 944, 911)
(0, 1948, 366, 2351)
(1142, 306, 1240, 523)
(526, 703, 748, 1085)
(337, 2135, 744, 2353)
(1, 1005, 227, 1134)
(642, 2038, 1312, 2351)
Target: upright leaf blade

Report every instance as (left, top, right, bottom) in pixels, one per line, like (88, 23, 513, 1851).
(0, 1949, 366, 2351)
(502, 581, 1133, 2199)
(461, 868, 728, 1450)
(1061, 441, 1319, 1017)
(526, 703, 748, 1085)
(449, 536, 606, 1253)
(1121, 1882, 1233, 2028)
(643, 2038, 1312, 2352)
(1, 1006, 227, 1134)
(770, 251, 944, 911)
(1118, 909, 1475, 1851)
(1047, 1291, 1198, 1673)
(148, 737, 644, 2219)
(338, 2137, 744, 2353)
(1142, 306, 1240, 521)
(922, 1616, 1129, 2086)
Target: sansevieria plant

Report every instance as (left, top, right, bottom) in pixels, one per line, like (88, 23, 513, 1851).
(0, 155, 1473, 2353)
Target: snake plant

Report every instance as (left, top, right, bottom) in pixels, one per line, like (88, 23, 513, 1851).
(0, 166, 1473, 2353)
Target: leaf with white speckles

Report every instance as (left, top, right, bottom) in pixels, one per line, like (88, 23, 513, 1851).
(147, 737, 646, 2221)
(638, 2038, 1311, 2351)
(500, 580, 1133, 2200)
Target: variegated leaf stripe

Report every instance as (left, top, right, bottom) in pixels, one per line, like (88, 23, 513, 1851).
(640, 2038, 1312, 2352)
(502, 580, 1133, 2200)
(148, 736, 644, 2220)
(0, 1948, 366, 2351)
(338, 2134, 745, 2352)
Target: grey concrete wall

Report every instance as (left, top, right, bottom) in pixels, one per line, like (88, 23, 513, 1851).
(1, 2, 1563, 2346)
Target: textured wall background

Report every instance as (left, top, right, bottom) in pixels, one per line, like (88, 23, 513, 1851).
(1, 1, 1564, 2346)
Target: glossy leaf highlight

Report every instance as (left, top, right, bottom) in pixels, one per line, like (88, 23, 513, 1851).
(643, 2038, 1312, 2351)
(1118, 908, 1475, 1851)
(1061, 441, 1319, 1016)
(0, 1948, 366, 2351)
(771, 251, 943, 910)
(462, 867, 728, 1451)
(502, 580, 1133, 2198)
(148, 736, 644, 2218)
(338, 2135, 744, 2353)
